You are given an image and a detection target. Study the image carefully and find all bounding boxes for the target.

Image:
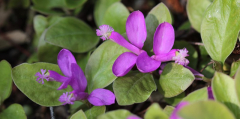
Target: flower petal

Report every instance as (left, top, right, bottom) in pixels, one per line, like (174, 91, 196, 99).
(112, 52, 137, 77)
(152, 49, 178, 62)
(184, 66, 204, 80)
(153, 22, 175, 55)
(208, 86, 214, 100)
(136, 51, 161, 73)
(109, 31, 141, 55)
(127, 115, 142, 119)
(70, 63, 87, 92)
(126, 11, 147, 49)
(170, 101, 189, 119)
(49, 70, 69, 83)
(57, 49, 77, 77)
(88, 89, 115, 106)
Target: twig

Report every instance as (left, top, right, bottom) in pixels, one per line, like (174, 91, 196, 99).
(189, 42, 204, 46)
(49, 107, 55, 119)
(200, 61, 214, 73)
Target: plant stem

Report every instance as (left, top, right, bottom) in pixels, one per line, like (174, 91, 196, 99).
(50, 107, 55, 119)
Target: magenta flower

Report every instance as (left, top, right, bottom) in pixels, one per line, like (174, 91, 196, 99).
(97, 11, 146, 76)
(35, 69, 50, 84)
(136, 22, 189, 73)
(170, 101, 189, 119)
(207, 86, 214, 100)
(126, 115, 141, 119)
(35, 49, 115, 106)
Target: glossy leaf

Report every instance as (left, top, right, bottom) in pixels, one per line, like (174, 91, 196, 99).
(163, 106, 175, 117)
(113, 72, 156, 105)
(187, 0, 211, 32)
(97, 110, 132, 119)
(230, 60, 240, 76)
(12, 63, 72, 106)
(144, 103, 168, 119)
(85, 41, 128, 92)
(159, 63, 195, 97)
(94, 0, 120, 26)
(181, 87, 208, 103)
(201, 0, 240, 63)
(178, 100, 236, 119)
(0, 60, 12, 102)
(85, 106, 105, 119)
(70, 110, 87, 119)
(101, 2, 129, 34)
(212, 72, 240, 118)
(35, 16, 62, 63)
(173, 41, 198, 69)
(144, 3, 172, 52)
(45, 17, 99, 53)
(0, 104, 26, 119)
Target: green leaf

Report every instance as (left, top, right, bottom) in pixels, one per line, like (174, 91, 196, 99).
(0, 60, 12, 102)
(70, 110, 87, 119)
(144, 103, 168, 119)
(97, 110, 132, 119)
(33, 15, 48, 37)
(76, 52, 91, 72)
(173, 41, 198, 69)
(85, 40, 128, 92)
(187, 0, 211, 32)
(45, 17, 99, 53)
(70, 101, 84, 114)
(178, 100, 236, 119)
(65, 0, 87, 9)
(178, 21, 191, 30)
(201, 0, 240, 63)
(230, 60, 240, 76)
(181, 87, 208, 103)
(0, 104, 26, 119)
(85, 106, 105, 119)
(113, 72, 156, 105)
(32, 0, 66, 15)
(164, 92, 185, 106)
(159, 63, 195, 97)
(163, 106, 175, 117)
(31, 6, 65, 15)
(144, 3, 172, 52)
(94, 0, 120, 26)
(212, 72, 240, 118)
(235, 66, 240, 104)
(101, 2, 129, 34)
(12, 63, 72, 106)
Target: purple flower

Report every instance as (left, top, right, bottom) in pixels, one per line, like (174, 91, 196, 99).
(126, 115, 141, 119)
(96, 25, 114, 40)
(207, 86, 214, 100)
(35, 69, 50, 84)
(35, 49, 115, 106)
(136, 22, 189, 73)
(170, 101, 189, 119)
(97, 11, 147, 76)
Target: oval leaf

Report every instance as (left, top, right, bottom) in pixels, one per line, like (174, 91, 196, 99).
(97, 110, 132, 119)
(178, 100, 236, 119)
(144, 103, 168, 119)
(212, 72, 240, 118)
(12, 63, 72, 106)
(163, 106, 175, 117)
(113, 72, 157, 105)
(187, 0, 211, 32)
(85, 106, 106, 119)
(0, 60, 12, 102)
(201, 0, 240, 63)
(181, 87, 208, 103)
(85, 40, 128, 92)
(101, 2, 129, 34)
(159, 63, 195, 97)
(70, 110, 87, 119)
(230, 60, 240, 77)
(144, 3, 172, 52)
(0, 104, 26, 119)
(45, 17, 99, 53)
(94, 0, 120, 26)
